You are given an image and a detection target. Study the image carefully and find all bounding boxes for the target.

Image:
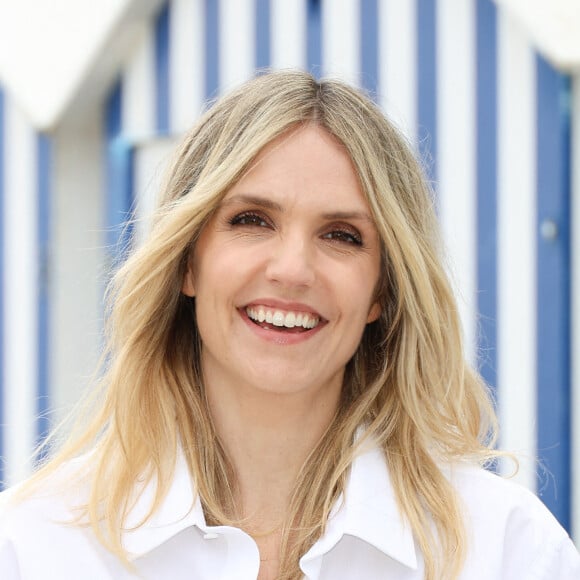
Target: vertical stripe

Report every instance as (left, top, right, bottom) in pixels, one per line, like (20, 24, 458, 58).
(360, 0, 378, 94)
(436, 0, 477, 361)
(133, 140, 178, 246)
(122, 22, 155, 140)
(571, 74, 580, 542)
(378, 0, 418, 143)
(476, 0, 498, 391)
(497, 8, 537, 489)
(155, 2, 171, 134)
(3, 96, 38, 486)
(0, 88, 4, 486)
(169, 0, 205, 133)
(270, 0, 307, 69)
(321, 0, 360, 85)
(536, 56, 571, 530)
(220, 0, 256, 92)
(106, 82, 134, 264)
(107, 80, 123, 140)
(36, 134, 51, 445)
(307, 0, 322, 76)
(256, 0, 271, 69)
(205, 0, 220, 99)
(417, 0, 437, 180)
(50, 119, 105, 435)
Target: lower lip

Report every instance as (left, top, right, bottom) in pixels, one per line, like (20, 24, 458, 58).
(239, 308, 325, 345)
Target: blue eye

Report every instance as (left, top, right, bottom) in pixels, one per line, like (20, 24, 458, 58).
(229, 212, 270, 228)
(322, 229, 363, 246)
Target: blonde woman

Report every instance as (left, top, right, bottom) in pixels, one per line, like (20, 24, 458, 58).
(0, 71, 578, 580)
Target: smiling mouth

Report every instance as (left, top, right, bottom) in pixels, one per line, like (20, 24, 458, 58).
(245, 306, 321, 331)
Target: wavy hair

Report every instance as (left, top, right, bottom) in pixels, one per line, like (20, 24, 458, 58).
(30, 70, 500, 580)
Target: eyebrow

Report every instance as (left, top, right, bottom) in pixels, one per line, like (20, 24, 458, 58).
(221, 194, 282, 212)
(221, 193, 375, 223)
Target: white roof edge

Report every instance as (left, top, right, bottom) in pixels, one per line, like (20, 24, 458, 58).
(495, 0, 580, 72)
(0, 0, 165, 131)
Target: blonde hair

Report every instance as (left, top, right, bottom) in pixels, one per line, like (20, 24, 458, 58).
(31, 70, 499, 579)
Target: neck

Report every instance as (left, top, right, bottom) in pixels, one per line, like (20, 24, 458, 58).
(203, 371, 342, 528)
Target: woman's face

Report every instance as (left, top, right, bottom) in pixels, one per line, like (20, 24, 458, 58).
(183, 125, 382, 400)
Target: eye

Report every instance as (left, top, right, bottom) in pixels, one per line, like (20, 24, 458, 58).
(229, 211, 271, 228)
(321, 227, 363, 246)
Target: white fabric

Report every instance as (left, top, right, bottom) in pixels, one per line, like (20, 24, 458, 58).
(0, 444, 579, 579)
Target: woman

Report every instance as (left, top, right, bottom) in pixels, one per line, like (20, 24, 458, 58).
(0, 70, 578, 580)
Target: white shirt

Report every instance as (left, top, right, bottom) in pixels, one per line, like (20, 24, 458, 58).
(1, 444, 579, 579)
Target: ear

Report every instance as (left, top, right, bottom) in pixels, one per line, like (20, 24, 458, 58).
(181, 264, 196, 297)
(366, 302, 381, 324)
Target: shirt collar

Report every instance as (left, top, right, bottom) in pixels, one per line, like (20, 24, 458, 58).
(300, 440, 418, 574)
(121, 450, 205, 559)
(120, 441, 417, 569)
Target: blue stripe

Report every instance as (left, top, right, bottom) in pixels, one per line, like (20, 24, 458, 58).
(417, 0, 437, 182)
(106, 81, 135, 263)
(476, 0, 498, 394)
(36, 134, 51, 447)
(0, 88, 5, 487)
(360, 0, 378, 95)
(106, 79, 123, 139)
(205, 0, 220, 99)
(307, 0, 322, 78)
(155, 2, 170, 134)
(255, 0, 271, 70)
(536, 55, 572, 531)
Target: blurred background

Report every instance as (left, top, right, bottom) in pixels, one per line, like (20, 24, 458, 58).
(0, 0, 578, 543)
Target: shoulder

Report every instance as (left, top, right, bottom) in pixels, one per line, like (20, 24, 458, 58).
(446, 463, 580, 579)
(0, 456, 92, 524)
(0, 457, 98, 579)
(448, 463, 561, 530)
(0, 481, 73, 533)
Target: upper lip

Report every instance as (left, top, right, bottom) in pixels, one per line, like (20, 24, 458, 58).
(242, 298, 326, 321)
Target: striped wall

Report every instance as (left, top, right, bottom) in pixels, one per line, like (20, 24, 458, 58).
(0, 0, 577, 544)
(0, 89, 51, 486)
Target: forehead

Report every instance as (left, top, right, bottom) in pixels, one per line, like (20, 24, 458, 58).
(223, 125, 370, 212)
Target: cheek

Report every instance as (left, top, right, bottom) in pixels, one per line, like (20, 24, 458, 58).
(351, 262, 381, 307)
(192, 245, 230, 290)
(191, 246, 252, 311)
(337, 281, 378, 337)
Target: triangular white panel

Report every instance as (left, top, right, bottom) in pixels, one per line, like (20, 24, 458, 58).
(495, 0, 580, 70)
(0, 0, 163, 129)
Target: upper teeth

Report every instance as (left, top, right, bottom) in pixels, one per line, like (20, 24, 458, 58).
(246, 307, 319, 329)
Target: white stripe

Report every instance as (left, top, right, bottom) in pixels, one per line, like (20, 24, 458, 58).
(571, 74, 580, 542)
(133, 137, 179, 245)
(378, 0, 418, 144)
(50, 120, 105, 430)
(2, 97, 38, 485)
(270, 0, 307, 70)
(219, 0, 256, 92)
(497, 8, 537, 490)
(321, 0, 360, 85)
(122, 21, 155, 140)
(169, 0, 205, 133)
(436, 0, 477, 362)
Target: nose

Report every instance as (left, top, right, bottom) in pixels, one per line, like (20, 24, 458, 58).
(265, 233, 316, 288)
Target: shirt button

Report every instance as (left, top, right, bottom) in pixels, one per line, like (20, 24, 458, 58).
(203, 532, 219, 540)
